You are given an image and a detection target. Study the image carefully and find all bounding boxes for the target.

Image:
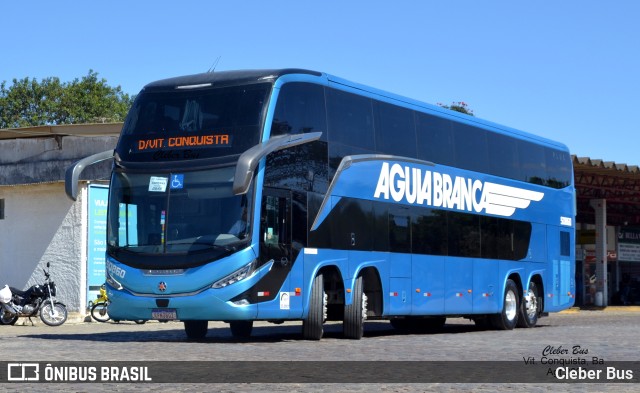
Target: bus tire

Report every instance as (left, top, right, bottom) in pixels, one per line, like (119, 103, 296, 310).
(302, 273, 326, 340)
(184, 320, 208, 340)
(491, 279, 519, 330)
(229, 320, 253, 338)
(343, 275, 367, 339)
(517, 281, 539, 328)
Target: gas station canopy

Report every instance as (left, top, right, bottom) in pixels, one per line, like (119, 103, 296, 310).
(573, 156, 640, 227)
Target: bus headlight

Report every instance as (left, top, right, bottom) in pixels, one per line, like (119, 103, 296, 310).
(212, 260, 257, 289)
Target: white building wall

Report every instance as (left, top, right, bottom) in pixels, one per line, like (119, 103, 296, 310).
(0, 182, 86, 312)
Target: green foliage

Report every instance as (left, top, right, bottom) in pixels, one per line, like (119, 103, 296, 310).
(437, 101, 474, 116)
(0, 70, 133, 129)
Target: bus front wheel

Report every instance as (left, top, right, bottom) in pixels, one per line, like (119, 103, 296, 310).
(491, 279, 519, 330)
(302, 273, 326, 340)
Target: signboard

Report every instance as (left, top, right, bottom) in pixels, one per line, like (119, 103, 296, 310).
(618, 228, 640, 262)
(87, 185, 109, 304)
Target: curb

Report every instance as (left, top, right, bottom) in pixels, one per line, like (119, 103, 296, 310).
(560, 306, 640, 314)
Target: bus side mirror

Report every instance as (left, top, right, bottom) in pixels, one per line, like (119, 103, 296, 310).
(65, 150, 115, 201)
(233, 132, 322, 195)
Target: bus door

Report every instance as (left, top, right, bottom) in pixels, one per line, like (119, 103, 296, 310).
(256, 188, 295, 318)
(547, 225, 574, 309)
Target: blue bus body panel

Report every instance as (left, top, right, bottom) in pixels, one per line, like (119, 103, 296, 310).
(411, 254, 445, 314)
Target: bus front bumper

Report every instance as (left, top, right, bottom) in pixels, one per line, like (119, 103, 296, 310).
(106, 285, 258, 321)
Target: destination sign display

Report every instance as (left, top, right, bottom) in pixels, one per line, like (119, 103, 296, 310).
(137, 134, 231, 151)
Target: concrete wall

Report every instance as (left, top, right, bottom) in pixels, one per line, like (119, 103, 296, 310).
(0, 182, 85, 312)
(0, 135, 117, 186)
(0, 133, 118, 313)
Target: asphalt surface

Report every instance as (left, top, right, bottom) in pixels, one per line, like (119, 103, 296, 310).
(0, 307, 638, 392)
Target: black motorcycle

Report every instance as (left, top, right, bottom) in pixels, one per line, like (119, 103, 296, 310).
(0, 262, 68, 326)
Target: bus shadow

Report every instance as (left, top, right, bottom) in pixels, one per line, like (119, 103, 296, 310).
(18, 320, 533, 344)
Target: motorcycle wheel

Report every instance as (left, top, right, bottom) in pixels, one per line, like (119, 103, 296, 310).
(91, 302, 110, 323)
(1, 311, 19, 325)
(40, 302, 68, 326)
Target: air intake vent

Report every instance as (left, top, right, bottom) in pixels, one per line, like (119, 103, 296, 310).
(156, 299, 170, 307)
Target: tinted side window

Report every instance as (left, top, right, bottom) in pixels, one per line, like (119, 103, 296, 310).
(330, 198, 373, 250)
(448, 211, 480, 258)
(546, 148, 572, 188)
(452, 123, 489, 174)
(266, 83, 329, 193)
(373, 201, 390, 252)
(373, 101, 417, 158)
(326, 88, 375, 150)
(513, 221, 532, 260)
(560, 231, 571, 257)
(271, 83, 327, 139)
(487, 133, 520, 181)
(389, 206, 411, 253)
(519, 141, 547, 186)
(412, 208, 447, 255)
(415, 112, 454, 166)
(307, 192, 331, 249)
(328, 140, 376, 180)
(291, 191, 308, 252)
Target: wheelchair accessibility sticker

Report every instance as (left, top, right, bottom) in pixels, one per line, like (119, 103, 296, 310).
(170, 174, 184, 189)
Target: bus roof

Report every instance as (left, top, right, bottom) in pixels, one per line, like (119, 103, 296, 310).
(142, 68, 569, 153)
(143, 69, 321, 91)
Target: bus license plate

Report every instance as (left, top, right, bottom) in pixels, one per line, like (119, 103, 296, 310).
(152, 309, 177, 320)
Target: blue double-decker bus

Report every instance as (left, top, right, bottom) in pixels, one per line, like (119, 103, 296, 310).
(66, 69, 575, 340)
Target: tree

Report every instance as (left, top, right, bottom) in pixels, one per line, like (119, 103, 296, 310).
(0, 70, 133, 129)
(437, 101, 474, 116)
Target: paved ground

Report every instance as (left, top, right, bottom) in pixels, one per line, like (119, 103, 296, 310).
(0, 307, 638, 392)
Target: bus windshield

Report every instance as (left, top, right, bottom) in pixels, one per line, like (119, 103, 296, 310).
(116, 83, 271, 162)
(106, 166, 253, 269)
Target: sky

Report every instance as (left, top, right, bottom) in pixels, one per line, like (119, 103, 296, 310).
(2, 1, 639, 165)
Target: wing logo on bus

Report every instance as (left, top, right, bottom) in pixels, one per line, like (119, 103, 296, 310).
(374, 162, 544, 218)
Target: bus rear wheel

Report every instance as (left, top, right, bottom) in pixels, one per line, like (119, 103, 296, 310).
(302, 273, 326, 340)
(517, 281, 539, 328)
(491, 279, 519, 330)
(343, 275, 367, 339)
(184, 320, 208, 340)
